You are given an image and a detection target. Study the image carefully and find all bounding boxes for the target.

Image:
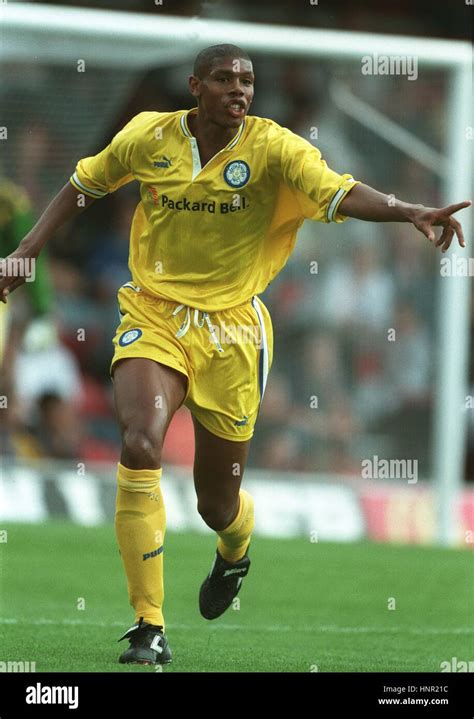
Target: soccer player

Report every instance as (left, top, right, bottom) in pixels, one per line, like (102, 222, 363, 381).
(0, 178, 53, 383)
(0, 44, 470, 666)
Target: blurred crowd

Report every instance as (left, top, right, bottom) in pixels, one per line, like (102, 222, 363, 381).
(0, 24, 472, 480)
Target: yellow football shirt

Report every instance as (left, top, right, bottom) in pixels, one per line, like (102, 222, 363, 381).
(70, 108, 359, 311)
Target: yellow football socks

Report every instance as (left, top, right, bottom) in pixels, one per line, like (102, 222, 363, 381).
(115, 462, 166, 630)
(216, 489, 254, 563)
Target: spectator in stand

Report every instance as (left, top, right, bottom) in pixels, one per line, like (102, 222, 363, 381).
(375, 301, 433, 470)
(320, 241, 395, 332)
(32, 392, 118, 462)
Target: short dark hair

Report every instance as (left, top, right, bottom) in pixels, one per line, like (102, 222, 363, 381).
(193, 44, 251, 79)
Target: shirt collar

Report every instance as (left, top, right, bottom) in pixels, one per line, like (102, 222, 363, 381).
(180, 108, 246, 151)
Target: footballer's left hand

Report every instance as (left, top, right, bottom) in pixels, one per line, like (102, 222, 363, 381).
(410, 201, 471, 253)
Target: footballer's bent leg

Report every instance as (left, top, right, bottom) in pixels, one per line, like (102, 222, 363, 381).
(112, 357, 187, 662)
(192, 416, 254, 619)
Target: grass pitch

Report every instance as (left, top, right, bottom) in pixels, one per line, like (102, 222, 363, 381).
(0, 521, 471, 672)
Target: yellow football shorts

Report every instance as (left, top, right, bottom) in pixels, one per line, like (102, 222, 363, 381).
(110, 282, 273, 442)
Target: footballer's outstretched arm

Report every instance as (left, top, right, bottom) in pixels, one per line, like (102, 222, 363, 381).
(338, 182, 471, 253)
(0, 182, 95, 303)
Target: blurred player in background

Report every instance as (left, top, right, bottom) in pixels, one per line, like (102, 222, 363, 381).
(0, 178, 54, 455)
(0, 44, 470, 666)
(0, 179, 53, 365)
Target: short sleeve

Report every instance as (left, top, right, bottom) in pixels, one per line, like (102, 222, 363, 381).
(269, 125, 360, 223)
(69, 112, 149, 198)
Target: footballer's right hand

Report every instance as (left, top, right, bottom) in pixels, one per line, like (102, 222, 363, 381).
(0, 249, 37, 303)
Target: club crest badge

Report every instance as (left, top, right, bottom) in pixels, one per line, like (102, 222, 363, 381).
(119, 328, 143, 346)
(223, 160, 250, 188)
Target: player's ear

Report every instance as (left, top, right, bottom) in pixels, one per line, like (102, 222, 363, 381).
(188, 74, 201, 100)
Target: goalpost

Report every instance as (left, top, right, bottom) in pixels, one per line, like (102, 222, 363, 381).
(1, 3, 472, 546)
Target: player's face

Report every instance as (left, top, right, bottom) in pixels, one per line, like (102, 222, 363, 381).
(190, 57, 254, 128)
